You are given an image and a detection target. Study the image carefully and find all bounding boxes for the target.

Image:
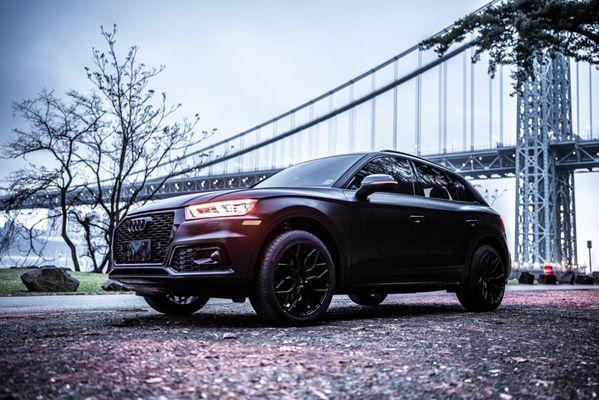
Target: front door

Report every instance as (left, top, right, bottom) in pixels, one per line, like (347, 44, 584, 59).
(346, 191, 428, 283)
(344, 155, 428, 284)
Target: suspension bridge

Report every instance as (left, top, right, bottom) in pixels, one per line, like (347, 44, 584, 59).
(4, 1, 599, 269)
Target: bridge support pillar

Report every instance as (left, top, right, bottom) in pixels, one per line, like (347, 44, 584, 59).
(515, 54, 577, 268)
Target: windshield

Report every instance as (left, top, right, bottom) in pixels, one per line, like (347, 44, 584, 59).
(254, 154, 363, 188)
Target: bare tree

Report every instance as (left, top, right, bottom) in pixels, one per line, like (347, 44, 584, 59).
(1, 25, 214, 272)
(71, 25, 211, 272)
(473, 184, 507, 207)
(2, 91, 102, 271)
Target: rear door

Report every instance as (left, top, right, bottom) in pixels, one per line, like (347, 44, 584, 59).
(410, 161, 478, 282)
(344, 155, 428, 284)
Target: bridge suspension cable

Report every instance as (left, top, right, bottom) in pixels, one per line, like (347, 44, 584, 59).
(123, 0, 505, 183)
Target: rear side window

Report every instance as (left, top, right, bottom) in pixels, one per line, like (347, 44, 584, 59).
(347, 156, 415, 195)
(445, 173, 478, 203)
(412, 161, 456, 200)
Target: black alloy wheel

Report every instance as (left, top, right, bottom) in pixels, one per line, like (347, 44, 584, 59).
(166, 295, 199, 305)
(477, 250, 506, 304)
(457, 244, 506, 312)
(250, 230, 335, 326)
(348, 292, 387, 306)
(144, 294, 209, 315)
(274, 242, 331, 317)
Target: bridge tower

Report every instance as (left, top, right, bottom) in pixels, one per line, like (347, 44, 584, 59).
(515, 54, 577, 268)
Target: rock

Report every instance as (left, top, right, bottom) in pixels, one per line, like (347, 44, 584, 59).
(101, 279, 130, 292)
(574, 274, 594, 285)
(518, 272, 535, 285)
(222, 332, 237, 339)
(20, 267, 79, 292)
(558, 271, 575, 284)
(537, 274, 556, 285)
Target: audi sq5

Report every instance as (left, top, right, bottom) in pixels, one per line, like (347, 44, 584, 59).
(110, 150, 510, 325)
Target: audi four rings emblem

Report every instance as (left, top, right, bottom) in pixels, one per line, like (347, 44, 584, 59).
(127, 217, 151, 233)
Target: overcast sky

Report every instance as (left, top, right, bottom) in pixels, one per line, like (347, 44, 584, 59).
(0, 0, 597, 267)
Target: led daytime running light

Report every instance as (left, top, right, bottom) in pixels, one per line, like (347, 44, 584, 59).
(185, 199, 257, 220)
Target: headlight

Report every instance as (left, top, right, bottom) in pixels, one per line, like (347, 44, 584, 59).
(184, 199, 257, 220)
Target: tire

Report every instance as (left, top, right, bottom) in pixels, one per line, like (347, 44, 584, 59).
(456, 245, 506, 312)
(144, 294, 209, 316)
(348, 293, 387, 306)
(250, 230, 335, 326)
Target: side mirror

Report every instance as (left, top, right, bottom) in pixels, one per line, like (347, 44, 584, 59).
(356, 174, 398, 200)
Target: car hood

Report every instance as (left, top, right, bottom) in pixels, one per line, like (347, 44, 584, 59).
(128, 189, 243, 215)
(127, 186, 347, 215)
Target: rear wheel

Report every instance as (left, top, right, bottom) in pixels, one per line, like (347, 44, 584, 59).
(456, 245, 506, 312)
(348, 293, 387, 306)
(250, 230, 335, 326)
(144, 294, 209, 315)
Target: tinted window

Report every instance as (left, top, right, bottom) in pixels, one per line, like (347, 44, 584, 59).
(413, 161, 456, 200)
(254, 154, 362, 188)
(347, 156, 415, 195)
(446, 173, 478, 203)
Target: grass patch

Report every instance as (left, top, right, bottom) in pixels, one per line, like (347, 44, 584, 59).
(0, 268, 108, 296)
(0, 268, 521, 296)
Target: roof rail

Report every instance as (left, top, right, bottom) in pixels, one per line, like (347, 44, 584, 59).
(378, 149, 457, 172)
(378, 149, 432, 163)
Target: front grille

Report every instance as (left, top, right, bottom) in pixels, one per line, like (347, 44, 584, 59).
(113, 212, 174, 264)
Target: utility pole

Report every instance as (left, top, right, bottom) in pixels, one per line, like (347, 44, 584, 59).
(588, 241, 593, 273)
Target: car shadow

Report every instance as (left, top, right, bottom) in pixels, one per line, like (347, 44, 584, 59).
(324, 303, 465, 323)
(111, 302, 465, 330)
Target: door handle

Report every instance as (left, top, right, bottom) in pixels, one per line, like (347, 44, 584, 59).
(410, 215, 424, 224)
(465, 218, 480, 227)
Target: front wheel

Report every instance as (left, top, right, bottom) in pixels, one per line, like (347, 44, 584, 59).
(250, 230, 335, 326)
(348, 293, 387, 306)
(144, 294, 209, 315)
(456, 245, 506, 312)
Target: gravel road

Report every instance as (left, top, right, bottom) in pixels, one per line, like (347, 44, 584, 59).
(1, 289, 598, 399)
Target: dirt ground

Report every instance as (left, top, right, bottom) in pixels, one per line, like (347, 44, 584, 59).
(1, 290, 598, 399)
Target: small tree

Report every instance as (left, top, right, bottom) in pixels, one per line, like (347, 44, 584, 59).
(0, 212, 49, 265)
(1, 25, 215, 272)
(72, 25, 211, 272)
(421, 0, 599, 89)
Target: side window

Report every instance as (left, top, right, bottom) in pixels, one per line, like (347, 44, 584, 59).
(347, 156, 414, 195)
(446, 173, 478, 203)
(413, 161, 456, 201)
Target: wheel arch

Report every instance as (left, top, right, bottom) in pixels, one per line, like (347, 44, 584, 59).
(464, 234, 510, 282)
(253, 213, 344, 290)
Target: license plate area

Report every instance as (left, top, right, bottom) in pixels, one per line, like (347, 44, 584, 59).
(122, 239, 152, 263)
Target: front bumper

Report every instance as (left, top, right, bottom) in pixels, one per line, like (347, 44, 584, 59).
(109, 208, 264, 297)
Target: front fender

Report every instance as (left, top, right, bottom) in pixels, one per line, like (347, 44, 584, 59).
(251, 197, 350, 284)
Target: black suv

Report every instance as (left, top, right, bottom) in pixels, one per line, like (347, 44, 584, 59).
(110, 151, 510, 325)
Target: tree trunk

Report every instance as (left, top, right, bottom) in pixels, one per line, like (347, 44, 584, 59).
(61, 218, 80, 272)
(60, 191, 80, 272)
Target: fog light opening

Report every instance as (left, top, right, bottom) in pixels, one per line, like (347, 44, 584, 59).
(170, 245, 231, 272)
